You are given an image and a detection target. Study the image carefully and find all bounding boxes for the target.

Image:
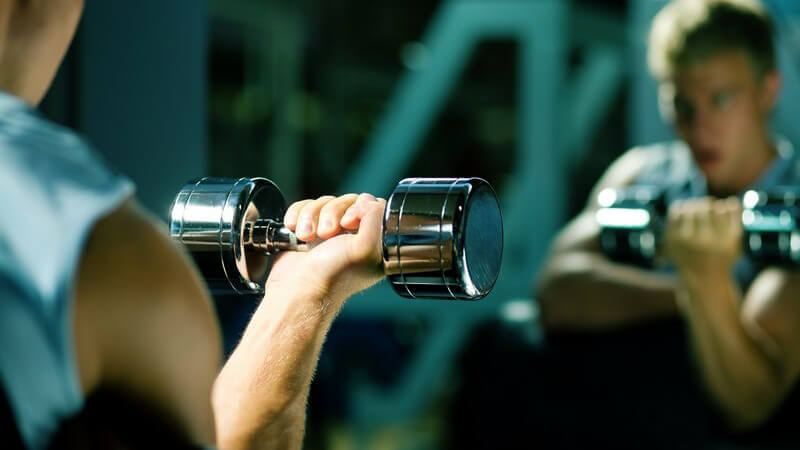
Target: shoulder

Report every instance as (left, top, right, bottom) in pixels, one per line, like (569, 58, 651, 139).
(775, 136, 800, 184)
(0, 94, 136, 447)
(586, 141, 682, 206)
(0, 98, 134, 301)
(601, 141, 684, 185)
(0, 98, 129, 197)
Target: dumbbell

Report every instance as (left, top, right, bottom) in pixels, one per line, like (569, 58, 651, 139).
(170, 177, 503, 300)
(595, 185, 800, 266)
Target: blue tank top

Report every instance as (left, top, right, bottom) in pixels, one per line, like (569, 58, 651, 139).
(0, 91, 134, 448)
(634, 138, 800, 289)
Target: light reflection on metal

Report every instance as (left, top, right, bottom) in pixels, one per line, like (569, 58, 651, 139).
(595, 207, 651, 229)
(597, 188, 618, 208)
(743, 190, 761, 209)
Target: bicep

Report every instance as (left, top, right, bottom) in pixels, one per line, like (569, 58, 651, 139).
(73, 200, 222, 445)
(742, 268, 800, 386)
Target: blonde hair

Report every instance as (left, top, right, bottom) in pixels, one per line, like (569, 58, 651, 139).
(648, 0, 775, 81)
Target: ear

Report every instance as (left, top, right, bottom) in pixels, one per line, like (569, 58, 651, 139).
(759, 69, 781, 114)
(658, 82, 676, 124)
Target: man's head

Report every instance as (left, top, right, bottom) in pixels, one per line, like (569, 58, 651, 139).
(648, 0, 780, 194)
(0, 1, 84, 105)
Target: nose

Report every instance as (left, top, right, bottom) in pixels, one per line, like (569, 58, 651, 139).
(684, 106, 717, 148)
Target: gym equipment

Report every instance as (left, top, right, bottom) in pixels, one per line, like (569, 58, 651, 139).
(595, 185, 800, 266)
(170, 177, 503, 300)
(741, 188, 800, 265)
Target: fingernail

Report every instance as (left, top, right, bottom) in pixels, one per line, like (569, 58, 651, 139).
(298, 220, 313, 236)
(341, 208, 355, 222)
(321, 218, 334, 233)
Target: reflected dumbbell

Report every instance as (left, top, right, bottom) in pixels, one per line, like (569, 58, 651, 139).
(595, 185, 667, 267)
(595, 185, 800, 266)
(741, 188, 800, 265)
(170, 177, 503, 300)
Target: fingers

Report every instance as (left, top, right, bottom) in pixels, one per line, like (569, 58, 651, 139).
(286, 195, 335, 241)
(283, 193, 384, 242)
(715, 196, 744, 249)
(317, 194, 358, 238)
(349, 198, 387, 263)
(284, 200, 313, 230)
(709, 198, 728, 235)
(667, 196, 743, 261)
(706, 197, 739, 236)
(341, 193, 381, 231)
(725, 196, 743, 235)
(667, 200, 690, 240)
(691, 198, 711, 241)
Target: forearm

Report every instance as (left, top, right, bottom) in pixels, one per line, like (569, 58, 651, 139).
(537, 251, 678, 330)
(213, 280, 342, 450)
(678, 267, 782, 430)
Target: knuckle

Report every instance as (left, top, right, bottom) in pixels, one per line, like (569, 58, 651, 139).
(299, 210, 314, 222)
(314, 195, 335, 206)
(337, 194, 359, 208)
(320, 200, 337, 213)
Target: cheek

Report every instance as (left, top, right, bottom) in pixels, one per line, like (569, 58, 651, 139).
(719, 104, 757, 143)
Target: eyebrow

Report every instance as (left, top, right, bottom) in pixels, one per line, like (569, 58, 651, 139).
(673, 84, 742, 103)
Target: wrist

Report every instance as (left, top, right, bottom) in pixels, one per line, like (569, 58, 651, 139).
(675, 258, 734, 286)
(264, 271, 343, 311)
(674, 262, 739, 312)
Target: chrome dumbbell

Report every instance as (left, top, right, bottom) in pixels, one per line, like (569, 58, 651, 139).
(741, 188, 800, 265)
(595, 185, 800, 266)
(595, 185, 667, 267)
(170, 177, 503, 300)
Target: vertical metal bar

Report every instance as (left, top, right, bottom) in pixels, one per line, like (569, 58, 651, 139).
(78, 0, 208, 218)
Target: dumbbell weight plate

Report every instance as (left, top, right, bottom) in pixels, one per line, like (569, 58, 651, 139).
(170, 177, 286, 295)
(384, 178, 503, 300)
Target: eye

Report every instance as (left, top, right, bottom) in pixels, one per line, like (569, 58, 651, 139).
(712, 91, 733, 110)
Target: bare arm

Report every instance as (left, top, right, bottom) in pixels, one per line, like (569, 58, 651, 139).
(212, 193, 386, 450)
(210, 281, 341, 449)
(536, 147, 679, 331)
(73, 199, 223, 445)
(678, 267, 800, 430)
(74, 193, 386, 450)
(666, 198, 800, 430)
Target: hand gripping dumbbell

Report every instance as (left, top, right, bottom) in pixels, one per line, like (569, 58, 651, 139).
(169, 177, 503, 300)
(595, 185, 800, 266)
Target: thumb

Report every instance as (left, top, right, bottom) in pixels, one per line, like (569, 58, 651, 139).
(350, 200, 385, 265)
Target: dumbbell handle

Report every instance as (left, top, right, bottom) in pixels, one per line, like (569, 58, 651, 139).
(241, 218, 435, 277)
(598, 187, 800, 266)
(243, 219, 310, 253)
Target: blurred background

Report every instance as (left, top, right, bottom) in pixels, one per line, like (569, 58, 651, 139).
(39, 0, 800, 448)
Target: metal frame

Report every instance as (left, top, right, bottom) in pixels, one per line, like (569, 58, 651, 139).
(335, 1, 625, 440)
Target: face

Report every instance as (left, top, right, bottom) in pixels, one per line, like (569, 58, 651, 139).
(0, 0, 84, 105)
(661, 49, 780, 193)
